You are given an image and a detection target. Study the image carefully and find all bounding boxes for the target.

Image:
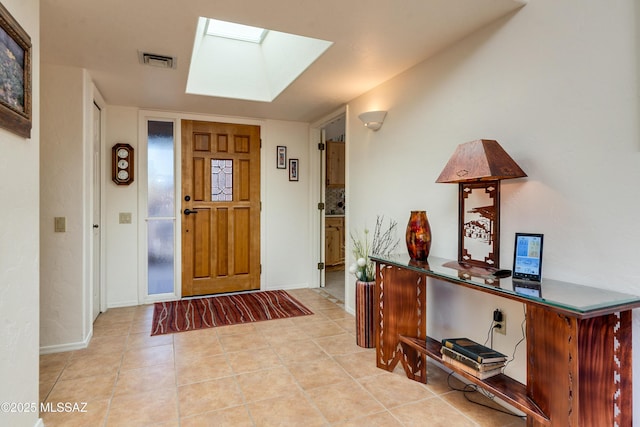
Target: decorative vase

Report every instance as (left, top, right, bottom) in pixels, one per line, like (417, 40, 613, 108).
(406, 210, 431, 261)
(355, 280, 375, 348)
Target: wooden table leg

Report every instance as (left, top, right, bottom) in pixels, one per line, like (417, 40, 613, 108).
(526, 306, 633, 426)
(375, 263, 427, 382)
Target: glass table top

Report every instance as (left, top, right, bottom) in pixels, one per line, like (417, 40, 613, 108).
(370, 254, 640, 316)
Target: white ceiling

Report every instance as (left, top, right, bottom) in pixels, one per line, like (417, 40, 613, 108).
(40, 0, 526, 123)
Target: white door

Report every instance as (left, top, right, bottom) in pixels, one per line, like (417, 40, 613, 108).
(92, 101, 101, 322)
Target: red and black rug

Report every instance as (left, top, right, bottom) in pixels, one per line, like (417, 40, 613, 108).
(151, 290, 313, 336)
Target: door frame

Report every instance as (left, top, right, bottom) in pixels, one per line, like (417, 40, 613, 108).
(91, 100, 102, 322)
(181, 120, 261, 296)
(309, 106, 348, 291)
(89, 83, 106, 321)
(138, 111, 267, 303)
(137, 112, 181, 304)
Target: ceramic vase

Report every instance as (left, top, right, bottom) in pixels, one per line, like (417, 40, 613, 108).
(406, 210, 431, 261)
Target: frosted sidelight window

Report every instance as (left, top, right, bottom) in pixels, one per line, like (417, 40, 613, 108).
(147, 220, 174, 295)
(212, 159, 233, 201)
(147, 120, 175, 295)
(148, 122, 175, 216)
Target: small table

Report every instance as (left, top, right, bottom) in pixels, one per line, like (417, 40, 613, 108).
(371, 254, 640, 427)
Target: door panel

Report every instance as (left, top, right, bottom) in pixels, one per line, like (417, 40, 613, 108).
(216, 208, 229, 276)
(193, 208, 211, 278)
(182, 120, 260, 296)
(234, 207, 250, 273)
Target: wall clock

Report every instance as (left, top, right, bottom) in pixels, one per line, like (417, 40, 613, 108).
(112, 143, 134, 185)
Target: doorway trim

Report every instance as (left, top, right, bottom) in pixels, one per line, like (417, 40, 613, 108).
(138, 112, 180, 304)
(87, 81, 107, 334)
(309, 106, 349, 298)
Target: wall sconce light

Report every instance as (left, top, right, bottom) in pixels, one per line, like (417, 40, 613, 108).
(358, 110, 387, 131)
(436, 139, 526, 270)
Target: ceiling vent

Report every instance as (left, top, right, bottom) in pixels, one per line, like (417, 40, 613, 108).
(138, 51, 177, 69)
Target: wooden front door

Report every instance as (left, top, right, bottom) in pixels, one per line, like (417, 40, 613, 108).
(181, 120, 261, 296)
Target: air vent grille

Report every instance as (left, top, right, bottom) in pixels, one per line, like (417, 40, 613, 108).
(138, 51, 176, 69)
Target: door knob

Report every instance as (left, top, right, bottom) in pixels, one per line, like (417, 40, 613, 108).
(184, 208, 198, 215)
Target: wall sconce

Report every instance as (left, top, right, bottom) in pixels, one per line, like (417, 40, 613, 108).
(358, 110, 387, 131)
(436, 139, 526, 270)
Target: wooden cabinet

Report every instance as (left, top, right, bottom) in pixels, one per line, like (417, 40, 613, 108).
(371, 254, 640, 427)
(326, 140, 345, 188)
(325, 216, 344, 269)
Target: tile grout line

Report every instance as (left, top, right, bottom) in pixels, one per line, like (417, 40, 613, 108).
(216, 327, 259, 427)
(101, 315, 133, 427)
(41, 291, 524, 426)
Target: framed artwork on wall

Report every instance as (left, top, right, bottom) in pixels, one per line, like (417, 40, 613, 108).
(0, 2, 31, 138)
(289, 158, 299, 181)
(277, 146, 287, 169)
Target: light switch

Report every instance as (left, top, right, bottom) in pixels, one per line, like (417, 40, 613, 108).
(119, 212, 132, 224)
(54, 217, 66, 232)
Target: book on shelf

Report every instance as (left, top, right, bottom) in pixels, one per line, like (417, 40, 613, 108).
(440, 346, 505, 372)
(441, 337, 507, 364)
(442, 354, 503, 380)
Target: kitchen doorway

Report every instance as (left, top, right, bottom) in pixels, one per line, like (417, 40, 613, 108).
(322, 114, 345, 302)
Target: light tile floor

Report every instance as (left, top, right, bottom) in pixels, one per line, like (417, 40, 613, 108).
(40, 289, 526, 426)
(322, 269, 345, 303)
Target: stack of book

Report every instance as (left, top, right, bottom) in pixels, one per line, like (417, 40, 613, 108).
(440, 337, 507, 380)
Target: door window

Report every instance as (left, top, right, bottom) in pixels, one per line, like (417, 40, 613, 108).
(211, 159, 233, 201)
(147, 120, 175, 295)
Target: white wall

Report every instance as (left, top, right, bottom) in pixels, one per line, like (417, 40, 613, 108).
(346, 0, 640, 414)
(40, 65, 87, 351)
(0, 1, 40, 425)
(103, 107, 313, 307)
(104, 106, 140, 308)
(262, 119, 312, 289)
(40, 66, 105, 353)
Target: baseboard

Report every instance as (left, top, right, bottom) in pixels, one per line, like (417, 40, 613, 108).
(265, 283, 310, 291)
(39, 330, 92, 355)
(34, 418, 44, 427)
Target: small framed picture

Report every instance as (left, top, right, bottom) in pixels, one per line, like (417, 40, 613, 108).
(289, 158, 299, 181)
(276, 146, 287, 169)
(0, 3, 32, 138)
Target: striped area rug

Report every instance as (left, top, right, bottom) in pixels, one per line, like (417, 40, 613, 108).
(151, 290, 313, 336)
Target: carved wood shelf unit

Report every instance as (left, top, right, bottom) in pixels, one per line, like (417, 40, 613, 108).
(371, 254, 640, 427)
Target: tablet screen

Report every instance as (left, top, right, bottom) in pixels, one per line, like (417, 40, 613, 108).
(512, 233, 544, 281)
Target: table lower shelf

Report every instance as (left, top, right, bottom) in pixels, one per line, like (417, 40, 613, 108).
(398, 335, 550, 426)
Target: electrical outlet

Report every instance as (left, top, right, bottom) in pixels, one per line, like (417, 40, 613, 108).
(493, 309, 506, 335)
(54, 217, 66, 232)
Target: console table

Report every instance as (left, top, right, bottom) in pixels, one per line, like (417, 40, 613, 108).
(370, 254, 640, 427)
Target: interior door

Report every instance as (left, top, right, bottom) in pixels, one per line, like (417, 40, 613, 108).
(181, 120, 261, 296)
(91, 101, 101, 321)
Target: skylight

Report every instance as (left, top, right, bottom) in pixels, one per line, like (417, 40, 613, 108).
(187, 17, 333, 102)
(206, 19, 267, 44)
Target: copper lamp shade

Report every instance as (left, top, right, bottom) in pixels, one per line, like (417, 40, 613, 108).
(436, 139, 527, 183)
